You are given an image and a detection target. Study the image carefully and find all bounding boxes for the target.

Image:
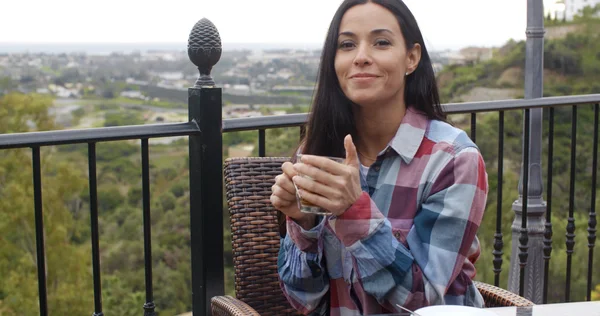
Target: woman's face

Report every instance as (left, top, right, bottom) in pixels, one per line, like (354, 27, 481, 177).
(334, 2, 419, 107)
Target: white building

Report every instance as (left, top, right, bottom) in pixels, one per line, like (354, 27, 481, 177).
(545, 0, 600, 21)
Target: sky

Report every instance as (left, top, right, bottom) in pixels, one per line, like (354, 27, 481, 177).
(0, 0, 558, 51)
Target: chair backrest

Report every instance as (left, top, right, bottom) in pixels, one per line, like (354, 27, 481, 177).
(223, 157, 300, 316)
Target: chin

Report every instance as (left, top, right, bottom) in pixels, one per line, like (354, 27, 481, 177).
(347, 93, 380, 106)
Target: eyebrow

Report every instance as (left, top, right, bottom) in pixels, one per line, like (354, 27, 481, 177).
(339, 29, 394, 37)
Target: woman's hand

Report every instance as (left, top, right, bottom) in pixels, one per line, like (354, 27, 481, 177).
(292, 135, 362, 216)
(270, 161, 316, 230)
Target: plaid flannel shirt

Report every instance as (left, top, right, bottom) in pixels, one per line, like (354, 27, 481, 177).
(278, 108, 488, 315)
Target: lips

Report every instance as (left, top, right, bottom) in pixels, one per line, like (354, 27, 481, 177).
(350, 73, 379, 79)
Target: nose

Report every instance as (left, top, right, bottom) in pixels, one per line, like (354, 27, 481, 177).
(353, 43, 372, 66)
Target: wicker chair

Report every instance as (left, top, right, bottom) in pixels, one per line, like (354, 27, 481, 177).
(211, 157, 534, 316)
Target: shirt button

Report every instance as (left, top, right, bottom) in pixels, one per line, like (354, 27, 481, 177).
(394, 232, 401, 238)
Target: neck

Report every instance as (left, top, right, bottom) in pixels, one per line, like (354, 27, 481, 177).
(353, 99, 406, 160)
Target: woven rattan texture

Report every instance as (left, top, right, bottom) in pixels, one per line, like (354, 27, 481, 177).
(475, 281, 535, 307)
(211, 295, 261, 316)
(223, 157, 300, 316)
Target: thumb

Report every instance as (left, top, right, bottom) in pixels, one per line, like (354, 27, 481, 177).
(344, 134, 360, 168)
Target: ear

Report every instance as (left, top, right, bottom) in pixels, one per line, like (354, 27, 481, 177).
(405, 43, 422, 75)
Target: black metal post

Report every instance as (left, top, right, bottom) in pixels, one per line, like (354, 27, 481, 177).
(188, 17, 225, 316)
(508, 0, 546, 302)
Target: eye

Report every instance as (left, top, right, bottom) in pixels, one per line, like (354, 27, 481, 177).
(338, 40, 355, 50)
(374, 39, 391, 47)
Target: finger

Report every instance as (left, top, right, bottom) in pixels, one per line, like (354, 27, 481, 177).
(270, 194, 293, 210)
(293, 162, 336, 185)
(293, 175, 338, 200)
(269, 194, 297, 210)
(275, 174, 296, 195)
(281, 162, 298, 178)
(298, 154, 345, 175)
(344, 134, 360, 168)
(271, 184, 296, 202)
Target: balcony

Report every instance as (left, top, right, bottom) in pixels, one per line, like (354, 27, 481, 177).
(1, 5, 599, 316)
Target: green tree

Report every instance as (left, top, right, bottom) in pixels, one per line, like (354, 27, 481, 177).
(0, 93, 93, 315)
(104, 111, 145, 127)
(0, 77, 17, 94)
(592, 284, 600, 301)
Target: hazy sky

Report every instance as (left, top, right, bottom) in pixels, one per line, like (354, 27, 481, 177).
(1, 0, 557, 50)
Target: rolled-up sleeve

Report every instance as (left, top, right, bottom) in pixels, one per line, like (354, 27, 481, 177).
(278, 217, 330, 314)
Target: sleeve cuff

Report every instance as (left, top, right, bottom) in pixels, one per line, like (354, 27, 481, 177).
(286, 216, 325, 253)
(328, 192, 386, 247)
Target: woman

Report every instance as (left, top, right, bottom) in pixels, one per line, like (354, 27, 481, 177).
(269, 0, 488, 314)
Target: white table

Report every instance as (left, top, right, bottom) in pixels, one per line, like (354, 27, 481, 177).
(375, 301, 600, 315)
(490, 301, 600, 316)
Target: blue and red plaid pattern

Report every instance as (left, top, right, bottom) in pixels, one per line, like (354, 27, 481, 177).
(278, 108, 488, 315)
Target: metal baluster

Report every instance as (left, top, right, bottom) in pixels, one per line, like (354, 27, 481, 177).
(32, 147, 48, 316)
(259, 129, 266, 157)
(88, 143, 104, 316)
(471, 113, 477, 143)
(587, 103, 598, 301)
(519, 109, 531, 297)
(493, 111, 505, 287)
(565, 105, 577, 302)
(543, 107, 554, 304)
(141, 139, 156, 315)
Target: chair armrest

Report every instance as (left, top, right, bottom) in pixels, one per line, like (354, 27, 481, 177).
(474, 281, 535, 307)
(211, 295, 261, 316)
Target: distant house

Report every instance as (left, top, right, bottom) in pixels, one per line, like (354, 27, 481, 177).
(48, 84, 79, 98)
(459, 47, 494, 64)
(120, 90, 145, 100)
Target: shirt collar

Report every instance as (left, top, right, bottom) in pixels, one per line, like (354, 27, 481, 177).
(388, 108, 428, 164)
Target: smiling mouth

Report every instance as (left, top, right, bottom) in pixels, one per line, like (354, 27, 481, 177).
(350, 75, 379, 79)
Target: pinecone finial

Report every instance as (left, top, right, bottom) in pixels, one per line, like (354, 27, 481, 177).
(188, 18, 222, 88)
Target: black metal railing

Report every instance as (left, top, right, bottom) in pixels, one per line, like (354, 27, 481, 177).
(222, 93, 600, 304)
(0, 123, 201, 316)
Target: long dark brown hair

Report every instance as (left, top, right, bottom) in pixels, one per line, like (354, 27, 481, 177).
(279, 0, 445, 236)
(305, 0, 445, 155)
